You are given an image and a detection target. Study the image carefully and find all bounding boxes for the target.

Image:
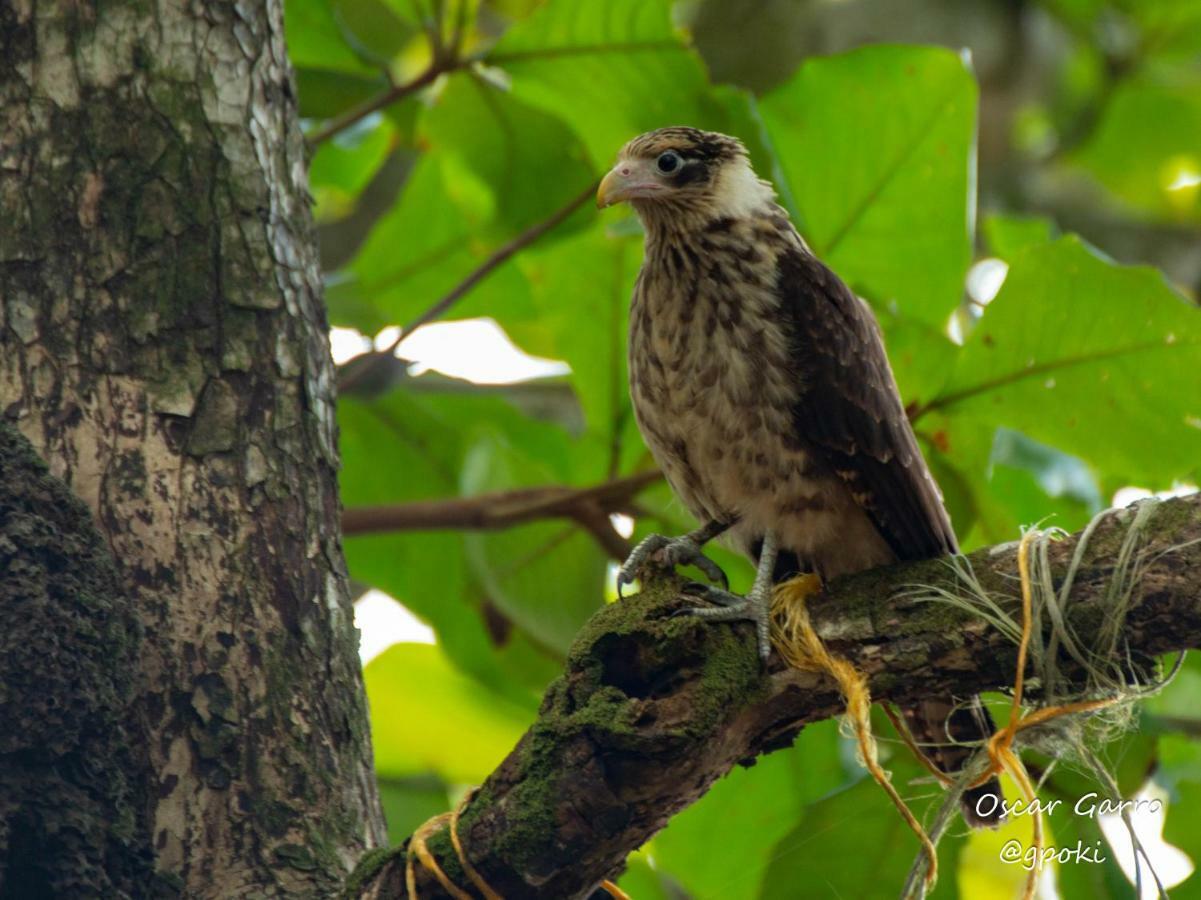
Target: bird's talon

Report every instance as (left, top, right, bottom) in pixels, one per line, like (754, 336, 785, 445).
(617, 532, 726, 599)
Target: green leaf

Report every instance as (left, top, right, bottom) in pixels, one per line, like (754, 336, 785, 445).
(759, 768, 965, 900)
(366, 643, 532, 782)
(286, 0, 382, 74)
(421, 73, 596, 235)
(615, 856, 671, 900)
(1164, 781, 1201, 899)
(515, 223, 640, 443)
(377, 775, 450, 845)
(1073, 78, 1201, 222)
(309, 117, 396, 222)
(330, 154, 473, 332)
(461, 430, 608, 655)
(759, 45, 978, 327)
(920, 236, 1201, 488)
(652, 720, 847, 900)
(1157, 731, 1201, 794)
(339, 385, 570, 696)
(1146, 652, 1201, 722)
(488, 0, 730, 167)
(296, 68, 389, 119)
(329, 153, 537, 332)
(924, 418, 1102, 552)
(339, 389, 493, 677)
(878, 309, 960, 406)
(331, 0, 418, 65)
(982, 213, 1056, 260)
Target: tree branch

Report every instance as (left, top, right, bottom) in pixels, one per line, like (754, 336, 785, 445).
(341, 469, 662, 560)
(347, 493, 1201, 898)
(337, 181, 598, 394)
(306, 63, 451, 148)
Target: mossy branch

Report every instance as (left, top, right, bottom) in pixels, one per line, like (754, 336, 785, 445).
(347, 494, 1201, 899)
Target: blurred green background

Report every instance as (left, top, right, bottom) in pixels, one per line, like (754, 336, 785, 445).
(286, 0, 1201, 896)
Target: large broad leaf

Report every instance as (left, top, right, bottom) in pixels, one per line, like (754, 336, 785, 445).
(514, 224, 641, 442)
(759, 764, 966, 900)
(340, 388, 517, 693)
(651, 719, 848, 900)
(1072, 78, 1201, 222)
(615, 856, 671, 900)
(328, 154, 539, 332)
(758, 45, 977, 328)
(339, 385, 573, 696)
(878, 310, 961, 407)
(329, 0, 418, 65)
(982, 213, 1056, 260)
(487, 0, 734, 167)
(461, 428, 609, 656)
(286, 0, 384, 74)
(421, 73, 596, 236)
(1164, 780, 1201, 900)
(309, 116, 397, 222)
(287, 0, 418, 119)
(927, 421, 1101, 552)
(366, 643, 533, 783)
(917, 236, 1201, 488)
(295, 68, 390, 120)
(377, 775, 451, 846)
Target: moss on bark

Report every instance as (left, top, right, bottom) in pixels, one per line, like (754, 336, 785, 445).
(0, 424, 161, 898)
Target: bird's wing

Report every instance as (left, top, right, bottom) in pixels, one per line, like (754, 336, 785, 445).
(777, 247, 958, 559)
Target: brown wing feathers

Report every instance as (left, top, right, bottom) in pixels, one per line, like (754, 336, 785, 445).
(776, 248, 958, 560)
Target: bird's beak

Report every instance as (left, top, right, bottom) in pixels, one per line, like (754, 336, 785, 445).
(597, 160, 660, 208)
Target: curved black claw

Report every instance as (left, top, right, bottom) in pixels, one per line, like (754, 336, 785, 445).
(677, 583, 772, 661)
(616, 533, 727, 599)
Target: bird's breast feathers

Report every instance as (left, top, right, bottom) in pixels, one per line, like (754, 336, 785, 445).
(627, 226, 893, 571)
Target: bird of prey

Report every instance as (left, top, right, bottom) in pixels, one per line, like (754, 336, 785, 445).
(597, 126, 1002, 827)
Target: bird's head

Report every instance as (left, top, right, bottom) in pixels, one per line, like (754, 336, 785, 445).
(596, 126, 774, 227)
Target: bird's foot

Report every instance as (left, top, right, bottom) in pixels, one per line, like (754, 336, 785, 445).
(676, 581, 772, 661)
(617, 533, 727, 598)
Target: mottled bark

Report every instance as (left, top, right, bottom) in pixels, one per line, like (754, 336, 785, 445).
(0, 2, 384, 896)
(356, 494, 1201, 899)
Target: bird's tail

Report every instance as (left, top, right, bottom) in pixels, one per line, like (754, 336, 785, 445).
(900, 696, 1005, 828)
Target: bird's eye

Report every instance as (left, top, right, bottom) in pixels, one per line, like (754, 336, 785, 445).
(656, 151, 681, 174)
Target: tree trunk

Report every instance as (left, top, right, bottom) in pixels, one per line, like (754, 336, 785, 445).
(0, 2, 384, 896)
